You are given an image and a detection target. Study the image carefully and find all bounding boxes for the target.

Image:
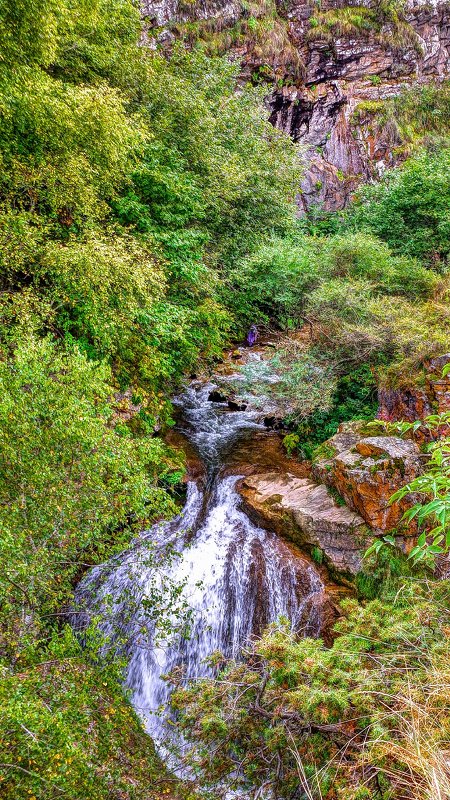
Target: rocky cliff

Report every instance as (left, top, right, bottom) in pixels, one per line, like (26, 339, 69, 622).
(140, 0, 450, 210)
(378, 353, 450, 423)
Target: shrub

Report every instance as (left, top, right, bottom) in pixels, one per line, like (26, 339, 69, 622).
(172, 581, 450, 800)
(347, 146, 450, 264)
(0, 336, 178, 661)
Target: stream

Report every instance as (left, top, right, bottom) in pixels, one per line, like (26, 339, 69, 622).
(73, 369, 325, 764)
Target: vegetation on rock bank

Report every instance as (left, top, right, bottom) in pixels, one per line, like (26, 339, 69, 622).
(0, 0, 449, 798)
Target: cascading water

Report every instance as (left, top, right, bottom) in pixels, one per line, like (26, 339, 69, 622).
(73, 379, 324, 762)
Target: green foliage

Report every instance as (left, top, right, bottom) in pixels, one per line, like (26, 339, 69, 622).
(116, 47, 300, 275)
(0, 2, 449, 797)
(282, 432, 300, 456)
(389, 411, 450, 565)
(310, 545, 324, 565)
(0, 337, 180, 659)
(223, 234, 318, 328)
(316, 232, 438, 299)
(295, 365, 378, 458)
(0, 2, 303, 794)
(0, 69, 144, 225)
(0, 0, 62, 69)
(0, 651, 188, 799)
(346, 146, 450, 264)
(172, 581, 450, 799)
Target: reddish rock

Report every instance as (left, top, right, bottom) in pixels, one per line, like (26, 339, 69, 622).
(313, 423, 422, 533)
(377, 387, 433, 423)
(377, 354, 450, 425)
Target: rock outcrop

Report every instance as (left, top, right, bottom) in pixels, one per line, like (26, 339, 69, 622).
(269, 0, 450, 211)
(378, 353, 450, 423)
(312, 422, 423, 533)
(140, 0, 450, 211)
(238, 471, 371, 580)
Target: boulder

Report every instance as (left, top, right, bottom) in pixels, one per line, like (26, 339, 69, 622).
(228, 399, 247, 411)
(238, 472, 371, 581)
(208, 388, 229, 403)
(313, 423, 422, 533)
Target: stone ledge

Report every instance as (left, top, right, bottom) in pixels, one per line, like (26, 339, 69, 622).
(238, 471, 371, 582)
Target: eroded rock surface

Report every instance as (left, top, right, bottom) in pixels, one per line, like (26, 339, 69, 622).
(238, 471, 370, 580)
(312, 422, 423, 532)
(378, 353, 450, 423)
(140, 0, 450, 210)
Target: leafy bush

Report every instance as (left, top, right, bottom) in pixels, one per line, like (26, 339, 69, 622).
(223, 234, 320, 328)
(294, 365, 378, 457)
(389, 410, 450, 565)
(346, 146, 450, 264)
(172, 580, 450, 800)
(0, 337, 179, 659)
(318, 232, 438, 298)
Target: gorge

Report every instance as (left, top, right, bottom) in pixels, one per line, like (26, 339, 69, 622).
(73, 358, 335, 764)
(0, 1, 449, 798)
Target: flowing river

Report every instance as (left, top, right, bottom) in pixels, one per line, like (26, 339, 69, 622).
(73, 374, 325, 762)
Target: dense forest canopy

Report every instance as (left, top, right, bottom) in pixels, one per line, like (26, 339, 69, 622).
(0, 0, 449, 798)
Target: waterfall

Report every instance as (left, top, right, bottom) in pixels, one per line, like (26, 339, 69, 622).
(73, 380, 324, 761)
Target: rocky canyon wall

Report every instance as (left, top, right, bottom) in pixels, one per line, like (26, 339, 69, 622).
(140, 0, 450, 210)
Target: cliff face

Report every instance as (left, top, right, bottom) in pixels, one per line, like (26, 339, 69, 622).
(269, 0, 450, 211)
(140, 0, 450, 210)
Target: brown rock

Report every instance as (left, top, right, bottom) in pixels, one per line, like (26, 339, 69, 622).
(377, 354, 450, 425)
(313, 424, 422, 532)
(238, 471, 371, 580)
(377, 387, 433, 423)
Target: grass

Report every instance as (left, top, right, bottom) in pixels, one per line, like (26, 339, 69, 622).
(306, 4, 420, 55)
(172, 0, 304, 82)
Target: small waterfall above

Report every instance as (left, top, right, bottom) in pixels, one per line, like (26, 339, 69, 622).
(73, 378, 325, 758)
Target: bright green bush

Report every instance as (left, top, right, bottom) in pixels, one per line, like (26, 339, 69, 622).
(347, 146, 450, 263)
(223, 234, 321, 327)
(0, 337, 179, 659)
(319, 231, 438, 298)
(173, 581, 450, 800)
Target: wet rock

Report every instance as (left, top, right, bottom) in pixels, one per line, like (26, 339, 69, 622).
(299, 590, 342, 645)
(228, 399, 247, 411)
(263, 415, 285, 430)
(313, 423, 422, 533)
(221, 429, 310, 479)
(238, 471, 371, 581)
(164, 428, 206, 484)
(208, 388, 229, 403)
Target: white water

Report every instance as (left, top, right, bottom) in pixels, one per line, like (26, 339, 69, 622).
(73, 381, 324, 760)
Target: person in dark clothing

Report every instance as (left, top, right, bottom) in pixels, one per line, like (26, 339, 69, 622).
(246, 325, 258, 346)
